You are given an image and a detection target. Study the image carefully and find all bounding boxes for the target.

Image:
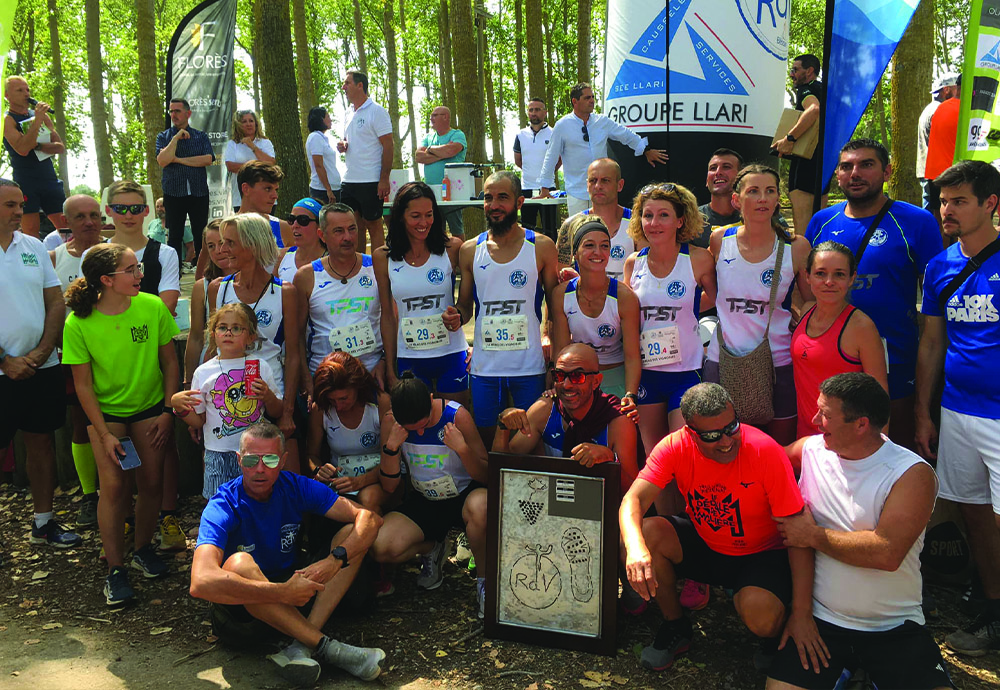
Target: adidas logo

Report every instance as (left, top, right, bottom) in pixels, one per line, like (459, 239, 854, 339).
(989, 272, 1000, 281)
(949, 295, 961, 306)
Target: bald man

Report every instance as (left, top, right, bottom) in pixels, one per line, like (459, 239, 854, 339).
(494, 343, 640, 492)
(416, 105, 468, 238)
(3, 76, 67, 237)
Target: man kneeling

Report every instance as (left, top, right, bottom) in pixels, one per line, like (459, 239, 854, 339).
(190, 422, 385, 685)
(620, 383, 823, 672)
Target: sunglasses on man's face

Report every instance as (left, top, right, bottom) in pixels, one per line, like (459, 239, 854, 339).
(286, 214, 317, 226)
(552, 368, 598, 384)
(240, 453, 281, 469)
(109, 203, 148, 216)
(687, 419, 740, 443)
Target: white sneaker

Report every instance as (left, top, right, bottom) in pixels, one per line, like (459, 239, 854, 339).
(268, 641, 321, 685)
(417, 540, 447, 590)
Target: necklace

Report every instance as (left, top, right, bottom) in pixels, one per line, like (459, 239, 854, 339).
(328, 254, 358, 284)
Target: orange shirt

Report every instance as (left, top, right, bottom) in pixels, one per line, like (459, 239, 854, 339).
(924, 98, 960, 180)
(638, 425, 804, 556)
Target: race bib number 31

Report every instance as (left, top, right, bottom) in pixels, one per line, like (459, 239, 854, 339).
(401, 315, 450, 351)
(329, 321, 378, 357)
(481, 315, 529, 351)
(640, 325, 682, 366)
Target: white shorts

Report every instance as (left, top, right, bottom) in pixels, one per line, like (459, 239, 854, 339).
(937, 407, 1000, 513)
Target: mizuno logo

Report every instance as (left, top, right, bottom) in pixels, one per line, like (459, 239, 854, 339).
(392, 266, 403, 272)
(723, 258, 736, 264)
(831, 230, 844, 236)
(567, 309, 578, 315)
(479, 263, 490, 270)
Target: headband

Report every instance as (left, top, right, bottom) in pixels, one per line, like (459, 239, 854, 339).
(292, 197, 323, 216)
(573, 219, 611, 255)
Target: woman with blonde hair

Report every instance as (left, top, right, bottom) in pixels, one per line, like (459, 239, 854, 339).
(223, 109, 275, 211)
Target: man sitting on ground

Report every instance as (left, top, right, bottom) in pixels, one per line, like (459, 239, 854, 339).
(620, 383, 823, 673)
(493, 343, 639, 491)
(190, 422, 385, 686)
(769, 373, 950, 690)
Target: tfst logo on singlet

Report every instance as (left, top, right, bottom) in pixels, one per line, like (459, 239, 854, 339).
(641, 305, 681, 321)
(482, 299, 526, 315)
(326, 296, 374, 315)
(402, 295, 444, 311)
(725, 297, 769, 315)
(947, 294, 999, 323)
(408, 452, 447, 469)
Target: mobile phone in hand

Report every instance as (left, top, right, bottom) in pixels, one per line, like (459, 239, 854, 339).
(116, 437, 142, 470)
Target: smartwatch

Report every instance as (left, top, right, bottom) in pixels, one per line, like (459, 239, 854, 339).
(785, 134, 798, 143)
(331, 545, 349, 568)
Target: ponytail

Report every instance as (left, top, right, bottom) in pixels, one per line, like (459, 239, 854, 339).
(64, 276, 101, 318)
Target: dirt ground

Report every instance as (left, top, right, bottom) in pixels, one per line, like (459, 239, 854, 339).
(1, 485, 999, 689)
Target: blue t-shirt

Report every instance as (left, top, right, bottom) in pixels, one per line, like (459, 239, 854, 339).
(421, 129, 467, 185)
(196, 472, 338, 578)
(806, 200, 942, 370)
(921, 241, 1000, 418)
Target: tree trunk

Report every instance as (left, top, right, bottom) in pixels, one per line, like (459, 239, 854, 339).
(292, 0, 316, 144)
(525, 0, 544, 108)
(399, 0, 420, 178)
(254, 0, 309, 214)
(875, 77, 888, 144)
(485, 41, 503, 165)
(515, 0, 526, 128)
(383, 0, 403, 168)
(450, 0, 485, 235)
(577, 0, 591, 83)
(135, 0, 162, 199)
(46, 0, 70, 194)
(353, 0, 368, 72)
(543, 7, 553, 110)
(889, 0, 933, 205)
(439, 0, 455, 113)
(86, 0, 114, 189)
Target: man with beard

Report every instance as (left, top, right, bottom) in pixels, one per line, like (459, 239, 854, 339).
(917, 160, 1000, 658)
(445, 170, 560, 447)
(805, 139, 941, 450)
(514, 98, 559, 239)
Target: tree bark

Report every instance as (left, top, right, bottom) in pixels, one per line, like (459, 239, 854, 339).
(292, 0, 316, 144)
(577, 0, 591, 83)
(353, 0, 368, 72)
(484, 40, 503, 165)
(86, 0, 114, 189)
(399, 0, 420, 178)
(450, 0, 485, 235)
(439, 0, 455, 113)
(383, 0, 403, 168)
(543, 7, 553, 110)
(254, 0, 309, 214)
(515, 0, 526, 128)
(45, 0, 70, 194)
(135, 0, 162, 199)
(889, 0, 933, 204)
(525, 0, 544, 108)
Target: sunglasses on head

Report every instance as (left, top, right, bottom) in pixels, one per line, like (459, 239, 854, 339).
(687, 418, 740, 443)
(286, 214, 317, 226)
(109, 203, 148, 216)
(640, 182, 677, 196)
(581, 124, 590, 142)
(240, 453, 281, 468)
(552, 368, 598, 384)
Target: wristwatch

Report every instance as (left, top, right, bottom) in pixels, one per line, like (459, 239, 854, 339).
(330, 545, 349, 568)
(785, 134, 798, 143)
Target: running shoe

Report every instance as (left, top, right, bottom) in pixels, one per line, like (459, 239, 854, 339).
(268, 641, 321, 686)
(30, 519, 83, 548)
(946, 611, 1000, 656)
(132, 543, 169, 578)
(416, 541, 447, 590)
(315, 637, 385, 680)
(104, 566, 135, 607)
(455, 532, 472, 562)
(640, 617, 692, 671)
(158, 514, 186, 552)
(680, 579, 710, 610)
(76, 494, 99, 528)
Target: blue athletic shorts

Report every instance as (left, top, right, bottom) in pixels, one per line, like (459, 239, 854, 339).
(887, 361, 916, 400)
(636, 369, 701, 409)
(397, 351, 469, 394)
(470, 373, 546, 428)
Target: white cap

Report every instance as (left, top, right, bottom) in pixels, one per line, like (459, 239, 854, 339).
(931, 72, 960, 93)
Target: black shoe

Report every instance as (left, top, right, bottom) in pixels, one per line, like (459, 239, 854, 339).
(640, 618, 692, 671)
(104, 566, 135, 607)
(132, 543, 169, 578)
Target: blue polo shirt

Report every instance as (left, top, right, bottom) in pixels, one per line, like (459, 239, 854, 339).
(421, 128, 467, 186)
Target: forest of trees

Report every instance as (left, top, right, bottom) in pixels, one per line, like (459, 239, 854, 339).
(1, 0, 971, 212)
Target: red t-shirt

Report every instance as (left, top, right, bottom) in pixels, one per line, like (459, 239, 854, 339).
(638, 425, 804, 556)
(924, 98, 960, 180)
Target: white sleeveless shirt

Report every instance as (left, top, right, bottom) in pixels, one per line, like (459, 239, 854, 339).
(306, 255, 383, 374)
(563, 277, 624, 366)
(53, 243, 83, 292)
(799, 435, 934, 631)
(276, 248, 300, 284)
(706, 227, 795, 366)
(388, 251, 467, 359)
(471, 229, 545, 376)
(217, 274, 287, 396)
(324, 402, 382, 486)
(584, 207, 633, 280)
(627, 245, 703, 372)
(401, 400, 472, 500)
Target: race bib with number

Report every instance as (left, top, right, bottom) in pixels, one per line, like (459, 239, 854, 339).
(328, 320, 378, 357)
(481, 315, 529, 351)
(337, 453, 381, 478)
(640, 325, 682, 366)
(401, 315, 450, 351)
(410, 474, 459, 501)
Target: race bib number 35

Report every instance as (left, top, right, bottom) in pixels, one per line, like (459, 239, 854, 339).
(329, 321, 378, 357)
(401, 314, 450, 351)
(640, 325, 682, 366)
(481, 315, 529, 351)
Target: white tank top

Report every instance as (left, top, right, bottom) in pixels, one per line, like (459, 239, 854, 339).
(401, 400, 472, 500)
(217, 274, 287, 396)
(324, 402, 381, 462)
(563, 277, 624, 366)
(389, 251, 467, 359)
(53, 243, 83, 292)
(627, 245, 703, 372)
(306, 255, 383, 374)
(707, 227, 795, 366)
(584, 207, 632, 280)
(799, 435, 933, 631)
(276, 248, 300, 284)
(471, 229, 545, 376)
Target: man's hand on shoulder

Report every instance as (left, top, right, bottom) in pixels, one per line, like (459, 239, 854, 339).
(284, 571, 325, 606)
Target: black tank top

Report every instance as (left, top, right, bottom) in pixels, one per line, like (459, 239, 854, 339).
(139, 240, 163, 295)
(3, 110, 58, 180)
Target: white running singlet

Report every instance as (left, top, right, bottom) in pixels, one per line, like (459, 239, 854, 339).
(563, 277, 624, 366)
(401, 400, 472, 500)
(389, 251, 467, 359)
(217, 275, 287, 396)
(584, 207, 633, 280)
(306, 255, 383, 374)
